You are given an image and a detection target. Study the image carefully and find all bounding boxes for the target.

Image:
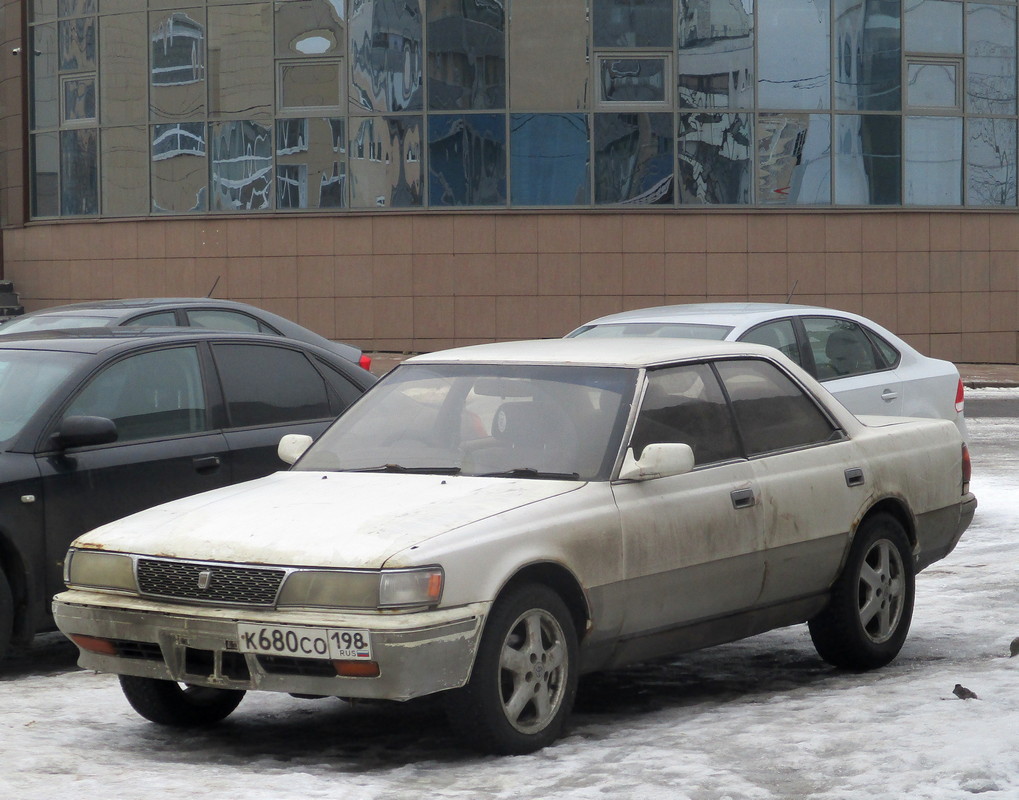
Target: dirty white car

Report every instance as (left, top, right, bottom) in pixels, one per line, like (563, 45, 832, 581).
(53, 339, 976, 754)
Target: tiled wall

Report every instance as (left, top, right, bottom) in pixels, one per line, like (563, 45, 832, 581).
(3, 211, 1018, 363)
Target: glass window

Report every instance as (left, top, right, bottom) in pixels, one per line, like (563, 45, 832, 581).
(905, 116, 962, 205)
(758, 0, 830, 110)
(152, 122, 208, 213)
(593, 0, 672, 48)
(210, 120, 272, 211)
(60, 128, 97, 215)
(186, 309, 271, 333)
(428, 114, 506, 206)
(510, 114, 590, 206)
(211, 344, 332, 427)
(349, 0, 423, 113)
(349, 116, 423, 208)
(756, 113, 832, 205)
(509, 0, 588, 110)
(715, 359, 837, 455)
(834, 0, 900, 111)
(126, 311, 177, 327)
(967, 117, 1018, 206)
(834, 114, 901, 205)
(801, 317, 882, 379)
(64, 347, 208, 442)
(58, 1, 94, 16)
(967, 4, 1017, 115)
(150, 11, 206, 121)
(207, 4, 273, 118)
(31, 23, 59, 129)
(678, 0, 754, 110)
(906, 60, 961, 109)
(275, 0, 345, 58)
(61, 76, 95, 123)
(427, 0, 505, 111)
(598, 57, 668, 104)
(277, 117, 348, 209)
(740, 319, 802, 366)
(904, 0, 963, 54)
(59, 16, 95, 72)
(678, 112, 752, 204)
(594, 112, 674, 204)
(101, 126, 149, 217)
(100, 12, 148, 127)
(630, 363, 741, 466)
(279, 61, 343, 111)
(31, 133, 60, 217)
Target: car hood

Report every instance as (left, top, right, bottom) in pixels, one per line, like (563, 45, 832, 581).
(72, 471, 585, 569)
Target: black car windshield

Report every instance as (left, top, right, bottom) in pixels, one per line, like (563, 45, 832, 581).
(569, 322, 732, 340)
(0, 350, 85, 444)
(296, 363, 638, 480)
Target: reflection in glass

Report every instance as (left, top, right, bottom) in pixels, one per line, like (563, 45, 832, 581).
(63, 77, 95, 122)
(758, 0, 830, 109)
(511, 114, 589, 205)
(349, 116, 422, 208)
(593, 0, 672, 47)
(677, 0, 754, 110)
(152, 122, 207, 212)
(277, 117, 348, 208)
(834, 0, 900, 111)
(428, 114, 506, 206)
(207, 4, 273, 118)
(32, 0, 58, 23)
(102, 126, 148, 217)
(150, 12, 206, 121)
(599, 58, 667, 103)
(677, 112, 751, 204)
(280, 62, 343, 110)
(427, 0, 505, 110)
(834, 114, 900, 204)
(31, 132, 59, 217)
(350, 0, 423, 112)
(967, 4, 1017, 115)
(100, 11, 148, 127)
(509, 0, 588, 110)
(210, 121, 272, 211)
(907, 63, 958, 108)
(275, 0, 345, 57)
(905, 116, 961, 205)
(31, 23, 59, 129)
(57, 0, 95, 15)
(59, 16, 95, 71)
(967, 117, 1017, 206)
(595, 113, 674, 205)
(60, 128, 98, 215)
(904, 0, 962, 54)
(757, 113, 831, 204)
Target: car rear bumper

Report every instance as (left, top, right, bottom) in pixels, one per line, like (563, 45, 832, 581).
(53, 591, 487, 701)
(915, 492, 977, 572)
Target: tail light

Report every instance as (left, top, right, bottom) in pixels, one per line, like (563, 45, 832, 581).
(961, 443, 971, 495)
(955, 378, 965, 414)
(358, 353, 373, 372)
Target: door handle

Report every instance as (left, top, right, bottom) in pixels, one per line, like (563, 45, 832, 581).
(845, 467, 865, 487)
(881, 389, 898, 401)
(193, 455, 222, 473)
(730, 487, 757, 510)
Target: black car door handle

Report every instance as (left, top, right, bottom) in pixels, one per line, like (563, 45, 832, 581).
(193, 455, 222, 473)
(731, 488, 757, 509)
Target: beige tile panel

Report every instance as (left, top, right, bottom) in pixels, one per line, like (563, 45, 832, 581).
(860, 251, 897, 294)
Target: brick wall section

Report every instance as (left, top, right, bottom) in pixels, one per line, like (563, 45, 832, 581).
(3, 211, 1019, 363)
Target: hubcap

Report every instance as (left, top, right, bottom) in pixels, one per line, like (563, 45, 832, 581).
(498, 609, 568, 734)
(857, 538, 905, 643)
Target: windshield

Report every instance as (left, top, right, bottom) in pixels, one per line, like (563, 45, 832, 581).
(0, 314, 117, 333)
(569, 322, 733, 340)
(0, 350, 84, 444)
(297, 363, 638, 480)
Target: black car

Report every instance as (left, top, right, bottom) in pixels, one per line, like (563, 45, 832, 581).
(0, 329, 376, 658)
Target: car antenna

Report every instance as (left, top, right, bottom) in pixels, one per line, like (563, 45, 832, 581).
(207, 276, 221, 298)
(785, 280, 798, 303)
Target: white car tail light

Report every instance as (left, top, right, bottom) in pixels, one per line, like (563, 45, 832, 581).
(955, 378, 965, 414)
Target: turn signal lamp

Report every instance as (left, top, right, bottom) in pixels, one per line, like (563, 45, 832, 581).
(70, 634, 118, 656)
(333, 660, 381, 678)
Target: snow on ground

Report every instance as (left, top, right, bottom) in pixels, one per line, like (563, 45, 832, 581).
(2, 397, 1018, 800)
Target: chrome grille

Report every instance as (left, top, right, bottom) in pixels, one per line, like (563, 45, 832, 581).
(136, 558, 285, 606)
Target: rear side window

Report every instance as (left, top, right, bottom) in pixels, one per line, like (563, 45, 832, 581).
(125, 311, 177, 327)
(187, 309, 276, 334)
(740, 319, 802, 367)
(803, 317, 883, 379)
(715, 359, 838, 455)
(212, 344, 331, 427)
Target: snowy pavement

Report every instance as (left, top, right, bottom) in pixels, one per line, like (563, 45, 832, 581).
(2, 391, 1017, 800)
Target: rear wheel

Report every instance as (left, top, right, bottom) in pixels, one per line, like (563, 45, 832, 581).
(809, 513, 915, 670)
(0, 567, 12, 661)
(118, 675, 245, 726)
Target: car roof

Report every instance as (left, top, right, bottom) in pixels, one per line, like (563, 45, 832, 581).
(0, 327, 337, 355)
(13, 298, 252, 315)
(407, 337, 788, 369)
(580, 302, 848, 328)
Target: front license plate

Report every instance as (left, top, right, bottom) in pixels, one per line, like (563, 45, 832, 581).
(237, 624, 372, 661)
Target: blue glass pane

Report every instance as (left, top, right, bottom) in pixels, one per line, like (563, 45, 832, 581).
(967, 4, 1017, 115)
(152, 122, 207, 213)
(427, 1, 505, 110)
(594, 113, 674, 205)
(678, 112, 752, 204)
(428, 114, 506, 205)
(758, 0, 830, 109)
(678, 0, 755, 110)
(511, 114, 589, 205)
(967, 118, 1017, 206)
(60, 128, 98, 215)
(210, 120, 271, 211)
(593, 0, 672, 47)
(834, 0, 901, 111)
(350, 116, 423, 208)
(757, 113, 831, 205)
(277, 118, 348, 209)
(834, 114, 901, 205)
(350, 0, 424, 112)
(905, 116, 961, 205)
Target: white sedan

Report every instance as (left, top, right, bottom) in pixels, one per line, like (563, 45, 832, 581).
(53, 338, 975, 755)
(567, 303, 967, 437)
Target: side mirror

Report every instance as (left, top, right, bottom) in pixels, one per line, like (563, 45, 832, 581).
(52, 415, 118, 449)
(618, 442, 695, 481)
(278, 433, 314, 465)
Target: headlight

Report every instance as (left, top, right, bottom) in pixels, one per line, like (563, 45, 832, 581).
(65, 549, 137, 592)
(379, 567, 443, 608)
(277, 570, 380, 609)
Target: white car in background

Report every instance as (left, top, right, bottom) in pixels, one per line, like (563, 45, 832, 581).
(568, 303, 966, 437)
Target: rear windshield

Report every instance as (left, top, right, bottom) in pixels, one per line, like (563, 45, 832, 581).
(0, 314, 117, 333)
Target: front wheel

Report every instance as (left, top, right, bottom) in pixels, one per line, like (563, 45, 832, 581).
(809, 513, 915, 670)
(445, 584, 579, 755)
(119, 675, 245, 727)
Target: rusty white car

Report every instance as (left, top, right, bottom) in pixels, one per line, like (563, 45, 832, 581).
(53, 338, 976, 755)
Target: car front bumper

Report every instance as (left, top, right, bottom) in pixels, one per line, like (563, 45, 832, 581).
(53, 590, 488, 701)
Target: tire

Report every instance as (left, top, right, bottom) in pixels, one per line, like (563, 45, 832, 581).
(445, 584, 579, 755)
(0, 567, 13, 661)
(809, 513, 915, 671)
(118, 675, 245, 727)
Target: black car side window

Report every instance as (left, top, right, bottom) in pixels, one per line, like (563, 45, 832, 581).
(124, 311, 177, 327)
(187, 310, 274, 334)
(715, 359, 838, 455)
(212, 344, 331, 427)
(63, 346, 208, 442)
(630, 363, 741, 466)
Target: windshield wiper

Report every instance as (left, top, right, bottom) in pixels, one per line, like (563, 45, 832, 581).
(480, 467, 581, 480)
(348, 464, 461, 475)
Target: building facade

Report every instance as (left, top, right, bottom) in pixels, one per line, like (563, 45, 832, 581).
(1, 0, 1018, 361)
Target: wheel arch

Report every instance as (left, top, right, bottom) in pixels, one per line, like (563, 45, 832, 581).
(856, 497, 917, 551)
(498, 562, 591, 642)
